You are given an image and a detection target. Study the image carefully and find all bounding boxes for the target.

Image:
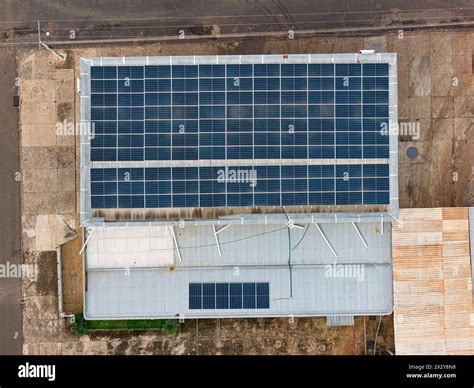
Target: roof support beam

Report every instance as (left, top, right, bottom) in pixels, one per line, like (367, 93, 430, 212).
(212, 225, 222, 256)
(313, 223, 338, 258)
(214, 224, 231, 235)
(352, 222, 368, 248)
(79, 227, 95, 256)
(168, 226, 182, 262)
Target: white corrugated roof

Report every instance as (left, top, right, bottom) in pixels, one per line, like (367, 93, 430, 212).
(85, 222, 393, 319)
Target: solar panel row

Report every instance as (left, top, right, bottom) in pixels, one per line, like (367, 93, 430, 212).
(91, 63, 389, 79)
(91, 78, 389, 93)
(90, 164, 390, 209)
(189, 282, 270, 309)
(89, 63, 390, 162)
(90, 119, 389, 161)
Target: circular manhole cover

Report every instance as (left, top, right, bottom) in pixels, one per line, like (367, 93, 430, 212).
(406, 146, 418, 160)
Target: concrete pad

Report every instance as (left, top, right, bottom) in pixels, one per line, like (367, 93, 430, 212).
(56, 133, 76, 147)
(21, 214, 38, 253)
(57, 168, 75, 192)
(453, 73, 474, 97)
(432, 119, 454, 141)
(37, 342, 62, 355)
(454, 97, 474, 118)
(23, 318, 60, 343)
(451, 33, 474, 55)
(35, 215, 77, 251)
(432, 97, 454, 118)
(57, 192, 76, 214)
(452, 54, 472, 75)
(409, 57, 431, 96)
(56, 80, 75, 103)
(54, 68, 74, 81)
(21, 80, 56, 102)
(431, 56, 452, 76)
(396, 55, 410, 98)
(409, 96, 431, 119)
(22, 275, 51, 298)
(23, 192, 58, 215)
(454, 118, 474, 140)
(61, 341, 84, 355)
(82, 339, 108, 355)
(414, 119, 431, 142)
(431, 141, 457, 207)
(21, 147, 58, 169)
(24, 295, 58, 322)
(54, 69, 75, 102)
(399, 163, 432, 208)
(32, 52, 57, 80)
(430, 34, 453, 58)
(398, 98, 410, 120)
(23, 168, 58, 193)
(19, 56, 34, 80)
(56, 147, 75, 168)
(21, 102, 56, 125)
(431, 139, 455, 169)
(406, 34, 432, 57)
(386, 34, 409, 57)
(56, 102, 74, 122)
(22, 124, 57, 147)
(431, 72, 453, 97)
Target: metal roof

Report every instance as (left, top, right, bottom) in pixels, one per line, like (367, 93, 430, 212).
(80, 54, 398, 320)
(84, 221, 393, 319)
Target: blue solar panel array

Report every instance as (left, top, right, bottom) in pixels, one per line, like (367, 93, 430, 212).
(189, 282, 270, 309)
(89, 63, 390, 161)
(90, 164, 390, 208)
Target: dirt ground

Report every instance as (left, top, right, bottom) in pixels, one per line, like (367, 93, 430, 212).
(18, 28, 474, 355)
(23, 315, 393, 355)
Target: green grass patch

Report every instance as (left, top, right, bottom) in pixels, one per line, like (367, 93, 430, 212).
(72, 314, 180, 337)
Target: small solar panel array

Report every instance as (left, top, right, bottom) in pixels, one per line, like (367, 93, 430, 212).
(189, 282, 270, 310)
(88, 61, 392, 209)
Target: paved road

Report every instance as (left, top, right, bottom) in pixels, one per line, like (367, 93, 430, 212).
(1, 0, 474, 44)
(0, 46, 22, 355)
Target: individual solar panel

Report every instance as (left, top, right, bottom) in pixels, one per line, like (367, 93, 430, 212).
(90, 163, 390, 209)
(256, 283, 270, 309)
(229, 283, 243, 309)
(202, 283, 216, 309)
(189, 283, 202, 310)
(243, 283, 256, 308)
(89, 64, 390, 162)
(216, 283, 229, 309)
